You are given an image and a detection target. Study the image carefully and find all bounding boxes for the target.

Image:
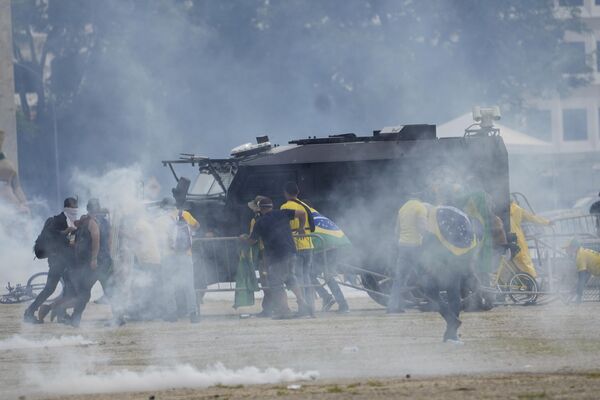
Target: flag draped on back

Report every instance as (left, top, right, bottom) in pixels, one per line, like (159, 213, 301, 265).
(311, 210, 352, 250)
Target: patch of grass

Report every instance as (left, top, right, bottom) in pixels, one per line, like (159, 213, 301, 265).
(276, 390, 287, 396)
(327, 385, 344, 393)
(518, 392, 547, 399)
(347, 383, 361, 389)
(585, 371, 600, 379)
(366, 380, 383, 387)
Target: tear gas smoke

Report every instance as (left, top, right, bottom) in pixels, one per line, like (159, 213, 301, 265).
(28, 362, 318, 395)
(0, 334, 96, 350)
(0, 199, 46, 284)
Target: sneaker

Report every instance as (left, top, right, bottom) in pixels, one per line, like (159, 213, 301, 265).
(321, 296, 336, 312)
(189, 312, 201, 324)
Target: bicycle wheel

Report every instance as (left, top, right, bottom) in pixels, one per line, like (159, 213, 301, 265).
(508, 273, 538, 304)
(0, 293, 22, 304)
(26, 272, 63, 302)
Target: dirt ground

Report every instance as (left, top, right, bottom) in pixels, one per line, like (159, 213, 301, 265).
(2, 292, 600, 400)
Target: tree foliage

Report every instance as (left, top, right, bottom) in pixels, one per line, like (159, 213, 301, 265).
(11, 0, 589, 199)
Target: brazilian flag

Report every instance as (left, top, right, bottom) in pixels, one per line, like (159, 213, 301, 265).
(234, 245, 260, 308)
(311, 210, 352, 250)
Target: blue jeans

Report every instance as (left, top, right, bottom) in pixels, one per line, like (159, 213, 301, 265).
(295, 250, 314, 311)
(388, 246, 420, 312)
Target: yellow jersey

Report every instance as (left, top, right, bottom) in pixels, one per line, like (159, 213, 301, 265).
(179, 210, 199, 230)
(396, 200, 428, 246)
(576, 248, 600, 276)
(281, 199, 313, 250)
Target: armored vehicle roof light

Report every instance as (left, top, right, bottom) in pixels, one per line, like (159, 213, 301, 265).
(230, 141, 272, 157)
(472, 106, 501, 128)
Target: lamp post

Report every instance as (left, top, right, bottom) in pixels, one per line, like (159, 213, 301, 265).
(13, 61, 60, 208)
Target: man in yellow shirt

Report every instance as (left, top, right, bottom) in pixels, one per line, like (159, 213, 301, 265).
(281, 182, 316, 315)
(566, 239, 600, 303)
(157, 201, 200, 323)
(510, 200, 551, 278)
(388, 196, 429, 313)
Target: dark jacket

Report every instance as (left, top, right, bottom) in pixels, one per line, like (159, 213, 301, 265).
(47, 213, 74, 270)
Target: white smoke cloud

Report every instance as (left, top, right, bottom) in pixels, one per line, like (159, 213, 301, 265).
(0, 199, 47, 284)
(69, 165, 146, 213)
(28, 363, 318, 395)
(0, 335, 96, 350)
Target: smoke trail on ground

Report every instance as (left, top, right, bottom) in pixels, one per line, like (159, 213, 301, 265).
(0, 334, 96, 350)
(28, 362, 318, 395)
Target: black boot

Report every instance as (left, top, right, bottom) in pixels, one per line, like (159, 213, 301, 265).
(443, 318, 463, 343)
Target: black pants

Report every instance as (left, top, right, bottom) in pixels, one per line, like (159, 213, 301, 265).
(68, 266, 98, 326)
(258, 258, 274, 314)
(422, 274, 463, 341)
(26, 269, 63, 314)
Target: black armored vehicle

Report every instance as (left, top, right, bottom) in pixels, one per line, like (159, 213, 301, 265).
(163, 124, 510, 305)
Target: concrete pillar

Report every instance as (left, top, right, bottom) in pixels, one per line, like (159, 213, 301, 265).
(0, 0, 18, 169)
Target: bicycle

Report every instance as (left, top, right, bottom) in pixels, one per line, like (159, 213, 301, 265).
(0, 272, 62, 304)
(491, 256, 538, 305)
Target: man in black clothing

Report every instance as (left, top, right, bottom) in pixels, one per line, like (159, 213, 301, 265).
(241, 197, 311, 318)
(87, 199, 113, 300)
(68, 200, 101, 327)
(24, 198, 78, 324)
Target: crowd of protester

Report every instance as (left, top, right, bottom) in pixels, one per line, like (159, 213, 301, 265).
(24, 196, 200, 326)
(20, 175, 600, 344)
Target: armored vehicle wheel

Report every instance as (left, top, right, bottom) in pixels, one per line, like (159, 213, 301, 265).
(360, 272, 392, 306)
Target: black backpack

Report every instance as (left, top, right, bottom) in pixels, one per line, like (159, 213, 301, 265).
(33, 217, 54, 259)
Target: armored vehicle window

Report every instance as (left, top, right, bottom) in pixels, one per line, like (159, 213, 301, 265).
(190, 171, 234, 196)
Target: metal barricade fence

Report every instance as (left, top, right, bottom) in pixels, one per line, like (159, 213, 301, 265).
(524, 214, 600, 295)
(551, 214, 599, 241)
(191, 233, 329, 297)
